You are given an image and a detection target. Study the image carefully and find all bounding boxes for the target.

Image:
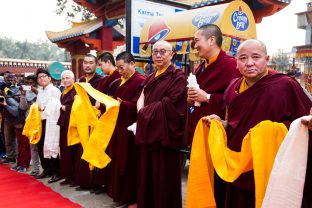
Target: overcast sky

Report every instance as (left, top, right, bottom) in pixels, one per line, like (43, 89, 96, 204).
(0, 0, 308, 56)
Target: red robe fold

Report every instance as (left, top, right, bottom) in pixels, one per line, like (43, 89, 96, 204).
(136, 65, 187, 208)
(188, 50, 241, 145)
(57, 87, 77, 182)
(106, 71, 145, 204)
(223, 71, 312, 208)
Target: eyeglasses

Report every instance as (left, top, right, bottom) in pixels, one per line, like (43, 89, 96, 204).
(152, 49, 171, 56)
(37, 74, 48, 79)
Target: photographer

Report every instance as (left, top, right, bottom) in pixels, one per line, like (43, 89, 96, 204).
(0, 74, 21, 164)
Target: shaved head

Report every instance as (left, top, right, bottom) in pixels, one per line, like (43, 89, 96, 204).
(153, 40, 173, 51)
(238, 39, 267, 56)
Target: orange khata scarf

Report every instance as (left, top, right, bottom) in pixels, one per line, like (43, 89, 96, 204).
(186, 119, 287, 208)
(22, 103, 42, 144)
(68, 82, 120, 169)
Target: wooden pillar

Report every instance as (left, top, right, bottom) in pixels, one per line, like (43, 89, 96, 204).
(71, 54, 85, 79)
(101, 22, 113, 52)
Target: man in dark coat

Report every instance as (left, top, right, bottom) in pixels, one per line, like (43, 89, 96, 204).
(136, 40, 187, 208)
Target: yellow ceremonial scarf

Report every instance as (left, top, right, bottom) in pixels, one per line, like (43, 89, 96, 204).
(239, 69, 269, 93)
(62, 85, 74, 97)
(155, 64, 171, 77)
(204, 51, 219, 68)
(186, 119, 287, 208)
(22, 103, 42, 144)
(68, 83, 120, 169)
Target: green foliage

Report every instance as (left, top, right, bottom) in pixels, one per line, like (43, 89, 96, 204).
(0, 36, 70, 62)
(56, 0, 95, 22)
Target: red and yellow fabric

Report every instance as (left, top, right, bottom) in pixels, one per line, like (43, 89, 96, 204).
(68, 82, 120, 169)
(186, 119, 287, 208)
(22, 103, 42, 144)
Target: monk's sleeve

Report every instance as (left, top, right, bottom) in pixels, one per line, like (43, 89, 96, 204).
(136, 74, 187, 148)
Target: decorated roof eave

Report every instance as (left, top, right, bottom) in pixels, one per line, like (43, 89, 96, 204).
(74, 0, 125, 20)
(46, 19, 103, 43)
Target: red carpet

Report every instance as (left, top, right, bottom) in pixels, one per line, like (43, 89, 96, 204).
(0, 165, 81, 208)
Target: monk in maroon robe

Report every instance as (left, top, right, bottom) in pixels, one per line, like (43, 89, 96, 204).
(57, 70, 77, 185)
(204, 39, 312, 208)
(188, 24, 241, 207)
(136, 40, 187, 208)
(93, 52, 121, 194)
(106, 52, 145, 206)
(75, 54, 103, 189)
(188, 24, 241, 146)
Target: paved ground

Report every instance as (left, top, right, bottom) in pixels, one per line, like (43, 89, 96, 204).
(11, 162, 189, 208)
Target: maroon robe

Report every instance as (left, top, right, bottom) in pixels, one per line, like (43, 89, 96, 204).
(223, 71, 312, 208)
(106, 71, 145, 204)
(97, 70, 121, 94)
(75, 73, 102, 188)
(188, 50, 241, 145)
(136, 65, 187, 208)
(57, 87, 77, 182)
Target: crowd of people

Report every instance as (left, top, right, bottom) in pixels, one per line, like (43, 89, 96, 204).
(0, 23, 311, 208)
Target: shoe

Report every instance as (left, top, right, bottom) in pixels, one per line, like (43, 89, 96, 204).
(10, 165, 20, 171)
(75, 186, 91, 191)
(48, 174, 61, 183)
(35, 171, 51, 179)
(59, 179, 72, 186)
(94, 186, 107, 195)
(69, 182, 77, 187)
(0, 158, 16, 164)
(30, 170, 39, 176)
(111, 202, 129, 208)
(17, 166, 27, 173)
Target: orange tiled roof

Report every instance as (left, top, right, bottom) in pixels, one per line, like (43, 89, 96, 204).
(46, 18, 102, 42)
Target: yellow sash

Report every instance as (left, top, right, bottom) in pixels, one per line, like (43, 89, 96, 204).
(186, 119, 287, 208)
(68, 82, 120, 169)
(22, 103, 42, 144)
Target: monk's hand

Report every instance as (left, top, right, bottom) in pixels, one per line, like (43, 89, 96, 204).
(117, 97, 122, 103)
(188, 87, 209, 103)
(61, 105, 66, 111)
(301, 116, 312, 131)
(95, 101, 100, 109)
(202, 114, 228, 128)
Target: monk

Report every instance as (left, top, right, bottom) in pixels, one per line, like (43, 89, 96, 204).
(96, 52, 121, 95)
(187, 24, 241, 145)
(187, 24, 241, 207)
(57, 70, 77, 185)
(202, 39, 312, 208)
(136, 40, 188, 208)
(75, 53, 103, 190)
(93, 52, 121, 194)
(105, 51, 145, 207)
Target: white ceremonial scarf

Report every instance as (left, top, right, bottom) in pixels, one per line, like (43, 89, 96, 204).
(262, 115, 311, 208)
(43, 97, 61, 158)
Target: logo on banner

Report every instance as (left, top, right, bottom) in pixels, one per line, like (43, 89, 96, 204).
(192, 11, 220, 28)
(231, 6, 249, 31)
(147, 19, 170, 42)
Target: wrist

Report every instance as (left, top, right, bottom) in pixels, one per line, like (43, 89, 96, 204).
(206, 93, 211, 102)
